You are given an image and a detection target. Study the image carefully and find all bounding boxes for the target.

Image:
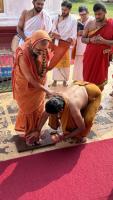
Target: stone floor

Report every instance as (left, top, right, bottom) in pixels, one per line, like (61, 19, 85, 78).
(0, 63, 113, 161)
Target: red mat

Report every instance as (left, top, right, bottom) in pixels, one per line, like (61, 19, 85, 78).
(0, 139, 113, 200)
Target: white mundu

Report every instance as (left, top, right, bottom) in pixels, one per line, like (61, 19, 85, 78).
(52, 14, 77, 81)
(73, 16, 94, 81)
(52, 14, 77, 42)
(19, 9, 52, 45)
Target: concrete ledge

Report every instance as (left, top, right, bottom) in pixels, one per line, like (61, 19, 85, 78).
(0, 15, 18, 26)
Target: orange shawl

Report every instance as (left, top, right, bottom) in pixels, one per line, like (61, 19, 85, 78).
(12, 30, 51, 134)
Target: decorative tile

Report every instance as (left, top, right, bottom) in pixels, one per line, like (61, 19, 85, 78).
(94, 116, 113, 125)
(0, 106, 5, 115)
(7, 104, 18, 114)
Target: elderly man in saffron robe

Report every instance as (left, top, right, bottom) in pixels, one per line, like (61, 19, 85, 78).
(12, 30, 56, 143)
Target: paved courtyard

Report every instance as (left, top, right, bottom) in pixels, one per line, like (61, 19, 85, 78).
(0, 63, 113, 161)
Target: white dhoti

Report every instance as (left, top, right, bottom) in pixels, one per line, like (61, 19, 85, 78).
(73, 55, 84, 81)
(72, 36, 86, 81)
(51, 14, 77, 82)
(19, 9, 52, 46)
(52, 50, 70, 81)
(72, 17, 94, 81)
(53, 67, 70, 81)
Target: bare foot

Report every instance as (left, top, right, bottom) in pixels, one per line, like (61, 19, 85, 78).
(48, 81, 57, 87)
(63, 81, 68, 87)
(109, 91, 113, 97)
(51, 133, 64, 144)
(26, 131, 39, 146)
(98, 105, 103, 111)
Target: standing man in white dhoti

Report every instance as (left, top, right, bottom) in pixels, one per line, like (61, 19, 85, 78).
(17, 0, 52, 45)
(73, 6, 93, 81)
(50, 1, 77, 87)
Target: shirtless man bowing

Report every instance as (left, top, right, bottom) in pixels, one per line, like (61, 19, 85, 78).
(27, 81, 101, 145)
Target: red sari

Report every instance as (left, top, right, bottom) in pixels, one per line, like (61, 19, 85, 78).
(83, 19, 113, 88)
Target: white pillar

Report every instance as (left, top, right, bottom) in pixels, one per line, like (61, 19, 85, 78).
(45, 0, 62, 16)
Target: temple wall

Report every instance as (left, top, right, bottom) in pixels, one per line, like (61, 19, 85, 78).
(0, 0, 62, 26)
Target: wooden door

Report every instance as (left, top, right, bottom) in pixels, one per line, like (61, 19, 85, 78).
(0, 0, 4, 13)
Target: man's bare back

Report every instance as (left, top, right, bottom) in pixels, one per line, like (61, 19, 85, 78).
(63, 85, 88, 110)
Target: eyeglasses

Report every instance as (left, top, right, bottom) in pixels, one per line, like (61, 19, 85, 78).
(79, 13, 87, 16)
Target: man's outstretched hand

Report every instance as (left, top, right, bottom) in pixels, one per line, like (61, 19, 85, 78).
(26, 131, 40, 146)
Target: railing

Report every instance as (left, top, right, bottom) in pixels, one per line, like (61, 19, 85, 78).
(0, 49, 13, 93)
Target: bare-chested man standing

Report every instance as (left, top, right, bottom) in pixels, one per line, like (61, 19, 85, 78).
(26, 81, 101, 145)
(82, 3, 113, 91)
(17, 0, 52, 45)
